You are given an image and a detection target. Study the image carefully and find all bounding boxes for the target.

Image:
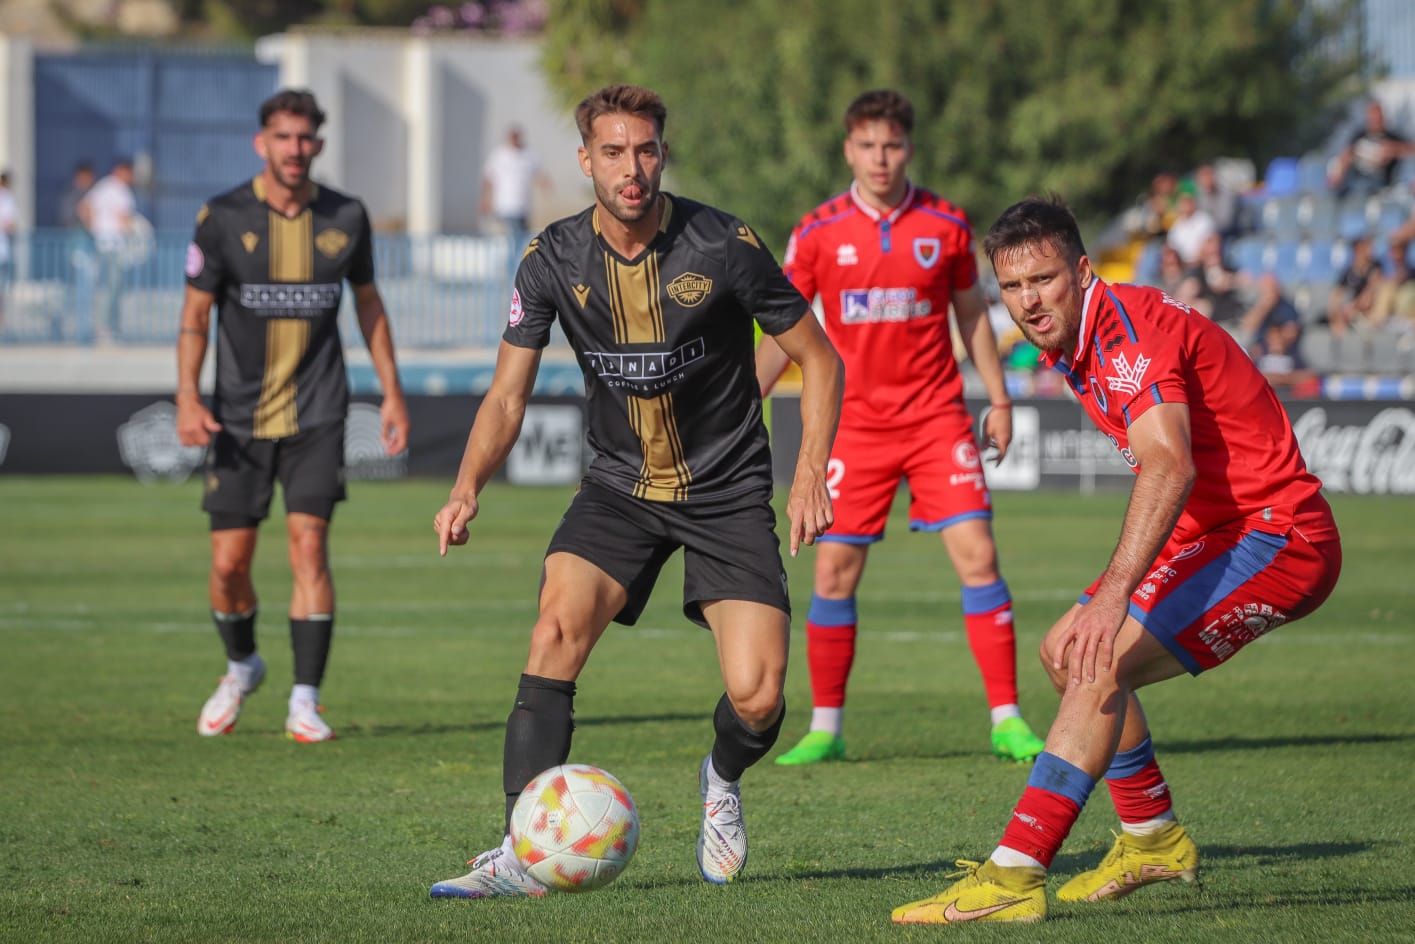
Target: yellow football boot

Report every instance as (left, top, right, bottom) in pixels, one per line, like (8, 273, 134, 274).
(1057, 823, 1200, 902)
(891, 859, 1046, 925)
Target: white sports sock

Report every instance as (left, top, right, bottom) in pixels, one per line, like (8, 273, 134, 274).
(990, 703, 1022, 726)
(228, 654, 263, 693)
(702, 755, 737, 799)
(810, 706, 844, 737)
(1120, 812, 1177, 837)
(289, 683, 320, 711)
(990, 846, 1046, 869)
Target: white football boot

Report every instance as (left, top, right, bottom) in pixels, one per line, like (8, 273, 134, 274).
(285, 698, 335, 743)
(429, 836, 549, 899)
(697, 755, 748, 883)
(197, 654, 265, 736)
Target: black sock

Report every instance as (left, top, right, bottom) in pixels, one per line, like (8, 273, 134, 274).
(290, 616, 334, 687)
(212, 608, 257, 661)
(710, 693, 784, 782)
(503, 673, 576, 830)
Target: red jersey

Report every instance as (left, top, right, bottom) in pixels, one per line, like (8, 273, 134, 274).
(783, 182, 977, 429)
(1040, 279, 1326, 541)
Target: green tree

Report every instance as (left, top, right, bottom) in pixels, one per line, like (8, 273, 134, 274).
(541, 0, 1363, 245)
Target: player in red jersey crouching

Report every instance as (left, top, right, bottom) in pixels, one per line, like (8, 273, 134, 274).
(891, 195, 1342, 924)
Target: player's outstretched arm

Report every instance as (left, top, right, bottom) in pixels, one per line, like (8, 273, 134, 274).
(952, 283, 1013, 461)
(352, 281, 409, 456)
(1061, 402, 1194, 683)
(175, 286, 222, 447)
(770, 315, 843, 556)
(434, 340, 543, 556)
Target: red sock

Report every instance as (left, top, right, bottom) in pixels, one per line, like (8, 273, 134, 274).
(999, 785, 1082, 868)
(964, 603, 1018, 709)
(806, 623, 856, 708)
(1106, 759, 1173, 823)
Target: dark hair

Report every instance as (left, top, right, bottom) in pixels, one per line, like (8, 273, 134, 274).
(260, 88, 327, 130)
(983, 195, 1087, 266)
(74, 160, 94, 175)
(574, 84, 667, 144)
(844, 89, 914, 135)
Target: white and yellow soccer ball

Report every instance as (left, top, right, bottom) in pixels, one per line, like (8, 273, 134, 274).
(510, 764, 640, 892)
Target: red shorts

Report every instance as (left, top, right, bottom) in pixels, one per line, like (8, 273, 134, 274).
(1082, 493, 1342, 674)
(822, 410, 991, 544)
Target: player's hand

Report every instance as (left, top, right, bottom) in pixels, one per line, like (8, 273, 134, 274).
(175, 397, 221, 447)
(1053, 594, 1127, 684)
(381, 393, 410, 455)
(785, 466, 833, 558)
(434, 493, 479, 557)
(982, 406, 1013, 464)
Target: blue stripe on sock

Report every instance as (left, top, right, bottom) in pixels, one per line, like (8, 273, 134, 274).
(961, 579, 1010, 615)
(1104, 736, 1155, 780)
(1028, 752, 1095, 808)
(807, 594, 857, 627)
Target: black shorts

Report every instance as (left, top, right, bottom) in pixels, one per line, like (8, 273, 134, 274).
(546, 480, 790, 629)
(202, 422, 347, 529)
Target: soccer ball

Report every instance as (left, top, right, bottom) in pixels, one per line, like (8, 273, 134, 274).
(510, 763, 640, 892)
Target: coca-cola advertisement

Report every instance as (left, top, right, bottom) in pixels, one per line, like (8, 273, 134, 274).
(1289, 404, 1415, 496)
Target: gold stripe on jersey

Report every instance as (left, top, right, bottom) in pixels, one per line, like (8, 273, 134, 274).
(628, 391, 691, 501)
(604, 251, 665, 344)
(253, 208, 314, 439)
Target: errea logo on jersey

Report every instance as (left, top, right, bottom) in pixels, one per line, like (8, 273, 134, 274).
(836, 243, 859, 266)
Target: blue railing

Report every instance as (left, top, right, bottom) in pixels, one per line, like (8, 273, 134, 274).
(1, 227, 522, 348)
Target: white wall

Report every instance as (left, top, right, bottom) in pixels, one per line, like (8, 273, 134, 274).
(0, 34, 34, 226)
(263, 29, 590, 235)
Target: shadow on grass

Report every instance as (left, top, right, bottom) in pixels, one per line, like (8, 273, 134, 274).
(347, 711, 704, 738)
(1052, 838, 1378, 875)
(1159, 732, 1413, 754)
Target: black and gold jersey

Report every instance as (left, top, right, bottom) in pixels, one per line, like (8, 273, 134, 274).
(186, 176, 375, 439)
(507, 194, 810, 503)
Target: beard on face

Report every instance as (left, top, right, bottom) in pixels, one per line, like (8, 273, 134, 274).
(593, 177, 656, 225)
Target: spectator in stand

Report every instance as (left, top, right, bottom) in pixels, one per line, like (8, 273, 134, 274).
(57, 161, 95, 229)
(1187, 232, 1247, 326)
(1153, 244, 1195, 301)
(1191, 163, 1240, 242)
(1239, 273, 1316, 389)
(481, 125, 551, 255)
(1325, 235, 1390, 337)
(1137, 171, 1179, 240)
(1327, 100, 1415, 200)
(1165, 191, 1216, 267)
(79, 158, 138, 344)
(0, 170, 16, 331)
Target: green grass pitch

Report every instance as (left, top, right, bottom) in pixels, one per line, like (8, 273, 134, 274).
(1, 477, 1412, 943)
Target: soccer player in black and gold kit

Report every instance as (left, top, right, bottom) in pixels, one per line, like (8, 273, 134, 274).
(428, 85, 843, 898)
(176, 89, 408, 744)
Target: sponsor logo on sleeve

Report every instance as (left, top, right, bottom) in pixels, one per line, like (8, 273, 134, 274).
(509, 288, 524, 326)
(185, 243, 204, 278)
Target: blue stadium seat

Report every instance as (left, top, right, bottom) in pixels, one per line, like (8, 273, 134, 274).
(1258, 196, 1300, 234)
(1296, 193, 1338, 238)
(1270, 240, 1304, 282)
(1297, 154, 1330, 194)
(1263, 157, 1301, 197)
(1231, 236, 1268, 275)
(1303, 239, 1337, 282)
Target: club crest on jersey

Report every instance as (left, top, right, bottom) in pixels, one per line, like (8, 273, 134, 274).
(315, 228, 348, 258)
(1089, 376, 1109, 412)
(836, 243, 859, 266)
(666, 271, 713, 307)
(1106, 350, 1151, 397)
(913, 237, 941, 269)
(508, 288, 524, 326)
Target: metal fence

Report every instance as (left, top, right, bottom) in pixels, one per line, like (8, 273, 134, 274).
(0, 228, 520, 349)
